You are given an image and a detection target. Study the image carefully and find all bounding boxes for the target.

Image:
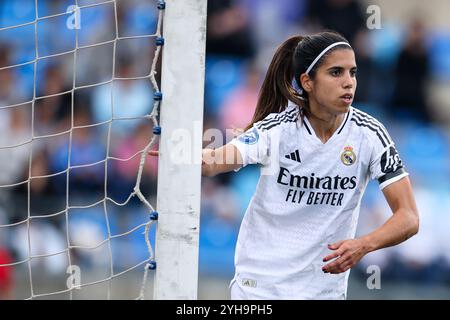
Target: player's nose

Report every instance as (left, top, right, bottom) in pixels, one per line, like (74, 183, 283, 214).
(342, 72, 354, 89)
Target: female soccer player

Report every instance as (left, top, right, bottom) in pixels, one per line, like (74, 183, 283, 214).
(152, 31, 419, 299)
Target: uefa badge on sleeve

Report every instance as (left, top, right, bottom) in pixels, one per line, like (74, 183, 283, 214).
(341, 146, 356, 166)
(238, 127, 259, 145)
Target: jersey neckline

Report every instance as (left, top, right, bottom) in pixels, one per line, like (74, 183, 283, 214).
(302, 107, 353, 145)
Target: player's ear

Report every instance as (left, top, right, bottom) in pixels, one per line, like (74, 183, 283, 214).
(300, 73, 313, 93)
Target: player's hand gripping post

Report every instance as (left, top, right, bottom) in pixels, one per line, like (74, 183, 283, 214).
(148, 144, 243, 177)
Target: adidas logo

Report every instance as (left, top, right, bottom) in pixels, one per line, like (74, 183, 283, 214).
(242, 278, 257, 288)
(285, 149, 301, 163)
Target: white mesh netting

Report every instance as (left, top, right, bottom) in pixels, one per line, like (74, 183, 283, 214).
(0, 0, 165, 299)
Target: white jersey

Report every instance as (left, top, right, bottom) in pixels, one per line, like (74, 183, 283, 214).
(229, 103, 408, 299)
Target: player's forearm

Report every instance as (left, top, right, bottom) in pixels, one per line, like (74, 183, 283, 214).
(202, 146, 243, 177)
(201, 152, 220, 177)
(359, 208, 419, 253)
(202, 163, 235, 177)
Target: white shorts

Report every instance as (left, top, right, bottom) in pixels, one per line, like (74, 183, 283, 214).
(229, 278, 248, 300)
(229, 272, 347, 300)
(229, 274, 268, 300)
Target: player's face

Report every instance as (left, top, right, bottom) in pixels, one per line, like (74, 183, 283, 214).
(309, 49, 357, 115)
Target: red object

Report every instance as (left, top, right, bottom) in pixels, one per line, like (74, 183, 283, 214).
(0, 248, 13, 291)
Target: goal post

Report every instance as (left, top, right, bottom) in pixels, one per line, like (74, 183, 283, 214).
(153, 0, 207, 299)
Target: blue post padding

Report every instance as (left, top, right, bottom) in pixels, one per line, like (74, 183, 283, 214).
(156, 37, 164, 46)
(157, 1, 166, 10)
(154, 91, 163, 100)
(153, 126, 161, 135)
(150, 211, 159, 220)
(147, 261, 157, 270)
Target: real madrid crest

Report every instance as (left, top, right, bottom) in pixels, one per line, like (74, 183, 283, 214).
(341, 146, 356, 166)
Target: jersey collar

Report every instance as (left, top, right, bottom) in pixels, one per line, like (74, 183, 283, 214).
(302, 107, 353, 140)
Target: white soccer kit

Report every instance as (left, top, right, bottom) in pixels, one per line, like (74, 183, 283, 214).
(229, 103, 408, 299)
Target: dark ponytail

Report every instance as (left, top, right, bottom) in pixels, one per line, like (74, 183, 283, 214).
(245, 31, 351, 131)
(244, 36, 305, 131)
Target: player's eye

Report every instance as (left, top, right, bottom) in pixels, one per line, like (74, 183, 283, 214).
(330, 69, 341, 77)
(350, 69, 357, 77)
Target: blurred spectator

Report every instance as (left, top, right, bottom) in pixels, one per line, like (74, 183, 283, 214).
(242, 0, 307, 50)
(49, 104, 105, 197)
(91, 56, 153, 138)
(351, 30, 375, 105)
(390, 19, 432, 122)
(0, 46, 27, 108)
(306, 0, 366, 45)
(0, 204, 14, 299)
(35, 64, 72, 136)
(116, 0, 158, 38)
(28, 151, 53, 203)
(27, 150, 68, 218)
(69, 207, 111, 269)
(219, 65, 259, 132)
(204, 56, 248, 117)
(201, 178, 240, 223)
(241, 0, 307, 72)
(207, 0, 256, 59)
(110, 122, 158, 201)
(0, 247, 14, 299)
(0, 47, 13, 106)
(0, 108, 31, 186)
(11, 221, 67, 275)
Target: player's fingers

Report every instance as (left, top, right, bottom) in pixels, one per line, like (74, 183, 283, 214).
(341, 262, 354, 272)
(323, 253, 349, 273)
(323, 244, 347, 262)
(328, 240, 345, 250)
(323, 251, 341, 262)
(322, 260, 340, 273)
(147, 150, 159, 156)
(329, 261, 353, 274)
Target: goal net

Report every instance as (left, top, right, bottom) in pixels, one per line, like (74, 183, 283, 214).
(0, 0, 206, 300)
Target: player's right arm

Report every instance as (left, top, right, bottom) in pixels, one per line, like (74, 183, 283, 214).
(201, 144, 243, 176)
(148, 121, 271, 177)
(147, 144, 244, 177)
(205, 121, 273, 176)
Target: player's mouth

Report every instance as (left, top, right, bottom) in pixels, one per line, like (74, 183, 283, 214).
(340, 93, 353, 105)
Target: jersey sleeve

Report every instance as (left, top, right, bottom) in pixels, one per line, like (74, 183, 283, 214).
(229, 123, 272, 171)
(368, 125, 409, 190)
